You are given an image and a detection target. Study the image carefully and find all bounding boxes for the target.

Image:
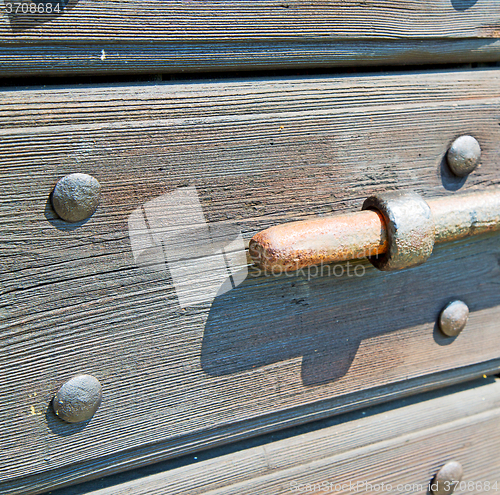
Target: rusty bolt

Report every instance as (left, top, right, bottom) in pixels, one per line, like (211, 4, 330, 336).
(52, 374, 102, 423)
(447, 135, 481, 177)
(250, 187, 500, 273)
(51, 173, 101, 223)
(431, 461, 463, 495)
(439, 300, 469, 337)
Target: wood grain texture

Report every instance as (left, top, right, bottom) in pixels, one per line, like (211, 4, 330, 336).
(73, 378, 500, 494)
(1, 0, 500, 76)
(1, 68, 500, 494)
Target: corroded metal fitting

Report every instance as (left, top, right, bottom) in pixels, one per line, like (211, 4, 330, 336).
(431, 461, 463, 495)
(249, 187, 500, 273)
(362, 191, 435, 271)
(447, 135, 481, 177)
(439, 300, 469, 337)
(53, 374, 102, 423)
(51, 173, 101, 223)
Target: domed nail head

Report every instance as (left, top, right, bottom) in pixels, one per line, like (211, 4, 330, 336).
(439, 300, 469, 337)
(53, 374, 102, 423)
(446, 135, 481, 177)
(51, 173, 101, 222)
(431, 461, 463, 495)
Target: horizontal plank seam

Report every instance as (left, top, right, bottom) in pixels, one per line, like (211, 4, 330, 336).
(199, 407, 500, 495)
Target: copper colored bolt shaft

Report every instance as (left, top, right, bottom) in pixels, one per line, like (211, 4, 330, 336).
(249, 188, 500, 272)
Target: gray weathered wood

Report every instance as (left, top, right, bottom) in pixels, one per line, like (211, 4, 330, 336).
(1, 69, 500, 494)
(1, 0, 500, 76)
(66, 379, 500, 494)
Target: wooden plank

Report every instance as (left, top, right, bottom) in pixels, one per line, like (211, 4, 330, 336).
(1, 0, 500, 76)
(57, 378, 500, 494)
(2, 40, 500, 78)
(1, 69, 500, 493)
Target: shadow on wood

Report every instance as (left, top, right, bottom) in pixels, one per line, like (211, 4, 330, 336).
(201, 234, 500, 386)
(450, 0, 478, 11)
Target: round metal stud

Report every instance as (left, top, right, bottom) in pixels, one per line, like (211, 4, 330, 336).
(439, 300, 469, 337)
(362, 191, 435, 271)
(431, 461, 463, 495)
(51, 173, 101, 223)
(447, 135, 481, 177)
(53, 374, 102, 423)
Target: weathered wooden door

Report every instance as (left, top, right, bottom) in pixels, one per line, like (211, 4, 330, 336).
(1, 2, 500, 493)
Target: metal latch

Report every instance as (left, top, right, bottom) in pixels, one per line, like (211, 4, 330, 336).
(249, 188, 500, 272)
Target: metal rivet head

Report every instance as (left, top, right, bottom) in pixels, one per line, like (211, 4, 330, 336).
(446, 135, 481, 177)
(431, 461, 463, 495)
(51, 173, 101, 223)
(439, 300, 469, 337)
(52, 374, 102, 423)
